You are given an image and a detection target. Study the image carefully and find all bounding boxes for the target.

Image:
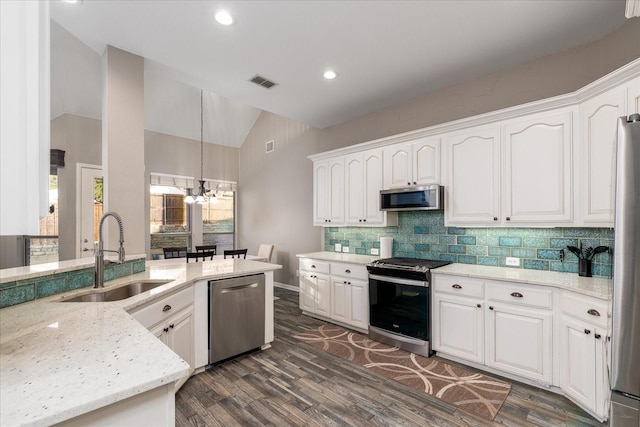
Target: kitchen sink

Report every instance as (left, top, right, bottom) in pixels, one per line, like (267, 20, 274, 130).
(60, 280, 171, 302)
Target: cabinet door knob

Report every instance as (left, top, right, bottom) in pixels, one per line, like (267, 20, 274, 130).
(489, 306, 494, 310)
(510, 292, 523, 298)
(169, 324, 174, 329)
(594, 333, 601, 339)
(344, 280, 347, 284)
(493, 217, 498, 221)
(348, 282, 351, 285)
(407, 182, 411, 186)
(587, 309, 601, 317)
(359, 219, 362, 222)
(413, 181, 417, 185)
(363, 219, 366, 222)
(506, 217, 511, 221)
(163, 327, 169, 333)
(452, 284, 462, 289)
(162, 304, 172, 312)
(345, 269, 351, 274)
(476, 304, 481, 308)
(584, 329, 591, 335)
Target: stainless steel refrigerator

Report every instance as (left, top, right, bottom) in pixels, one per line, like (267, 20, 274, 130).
(611, 113, 640, 426)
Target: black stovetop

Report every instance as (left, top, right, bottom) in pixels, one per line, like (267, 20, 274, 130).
(367, 257, 451, 280)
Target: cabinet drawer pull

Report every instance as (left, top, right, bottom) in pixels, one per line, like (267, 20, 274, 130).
(311, 265, 316, 268)
(510, 292, 523, 298)
(452, 284, 462, 289)
(169, 324, 174, 329)
(163, 327, 169, 333)
(584, 329, 591, 335)
(587, 309, 601, 317)
(162, 304, 172, 312)
(594, 333, 601, 339)
(345, 269, 351, 274)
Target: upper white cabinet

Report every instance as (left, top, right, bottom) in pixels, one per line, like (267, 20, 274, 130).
(345, 149, 397, 226)
(313, 158, 344, 226)
(445, 108, 574, 226)
(502, 110, 573, 224)
(383, 137, 440, 189)
(579, 87, 626, 225)
(444, 126, 501, 225)
(577, 76, 640, 226)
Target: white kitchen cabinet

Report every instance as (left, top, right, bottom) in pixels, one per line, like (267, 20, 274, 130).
(486, 302, 553, 385)
(151, 306, 194, 377)
(345, 149, 397, 226)
(432, 274, 485, 364)
(444, 125, 501, 225)
(445, 109, 574, 226)
(628, 75, 640, 114)
(330, 263, 369, 331)
(130, 286, 195, 390)
(560, 292, 610, 421)
(383, 137, 440, 189)
(502, 110, 573, 224)
(579, 86, 626, 225)
(313, 158, 344, 226)
(300, 258, 369, 332)
(433, 293, 484, 363)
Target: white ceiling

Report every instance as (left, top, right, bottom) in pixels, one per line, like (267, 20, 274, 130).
(50, 0, 629, 141)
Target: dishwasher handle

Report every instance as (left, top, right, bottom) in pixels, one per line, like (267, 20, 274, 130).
(220, 282, 259, 294)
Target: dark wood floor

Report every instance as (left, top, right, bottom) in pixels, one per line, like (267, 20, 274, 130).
(176, 288, 607, 426)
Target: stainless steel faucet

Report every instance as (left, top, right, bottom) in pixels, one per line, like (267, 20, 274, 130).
(94, 211, 125, 288)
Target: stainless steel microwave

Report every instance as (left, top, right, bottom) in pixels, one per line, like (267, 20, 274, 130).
(380, 185, 443, 211)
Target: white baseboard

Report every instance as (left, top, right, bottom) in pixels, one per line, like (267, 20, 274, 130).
(274, 282, 299, 292)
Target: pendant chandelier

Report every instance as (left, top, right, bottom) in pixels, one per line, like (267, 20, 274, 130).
(184, 89, 215, 204)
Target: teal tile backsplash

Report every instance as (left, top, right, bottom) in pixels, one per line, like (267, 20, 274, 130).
(0, 257, 146, 309)
(325, 211, 613, 277)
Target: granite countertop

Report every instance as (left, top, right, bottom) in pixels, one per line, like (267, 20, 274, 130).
(0, 259, 281, 427)
(297, 251, 379, 265)
(432, 263, 612, 300)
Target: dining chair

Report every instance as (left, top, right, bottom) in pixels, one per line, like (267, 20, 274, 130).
(195, 244, 217, 255)
(186, 251, 215, 263)
(223, 249, 247, 259)
(257, 244, 274, 262)
(163, 247, 187, 259)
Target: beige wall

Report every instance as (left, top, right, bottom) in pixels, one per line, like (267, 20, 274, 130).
(238, 18, 640, 287)
(51, 114, 102, 261)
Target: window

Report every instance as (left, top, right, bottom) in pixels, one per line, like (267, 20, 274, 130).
(150, 184, 190, 257)
(202, 182, 236, 253)
(30, 175, 60, 265)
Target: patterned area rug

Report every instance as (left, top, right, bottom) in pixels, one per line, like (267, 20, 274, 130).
(294, 325, 511, 421)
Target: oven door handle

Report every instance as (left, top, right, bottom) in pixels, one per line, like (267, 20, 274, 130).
(368, 274, 429, 287)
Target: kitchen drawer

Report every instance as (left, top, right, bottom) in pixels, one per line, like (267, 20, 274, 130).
(486, 281, 552, 309)
(130, 286, 194, 329)
(561, 291, 609, 328)
(299, 259, 330, 275)
(330, 262, 368, 280)
(433, 274, 484, 299)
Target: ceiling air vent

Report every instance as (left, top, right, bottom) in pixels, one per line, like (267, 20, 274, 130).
(249, 75, 278, 89)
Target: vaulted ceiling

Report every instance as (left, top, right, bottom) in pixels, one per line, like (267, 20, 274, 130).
(50, 0, 629, 147)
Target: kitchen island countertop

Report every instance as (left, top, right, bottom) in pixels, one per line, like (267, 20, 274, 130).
(0, 258, 281, 427)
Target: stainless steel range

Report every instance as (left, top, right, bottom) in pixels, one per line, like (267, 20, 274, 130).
(367, 257, 450, 357)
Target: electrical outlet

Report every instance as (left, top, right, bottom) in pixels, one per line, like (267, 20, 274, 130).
(506, 257, 520, 267)
(371, 248, 379, 255)
(342, 246, 349, 253)
(334, 243, 341, 252)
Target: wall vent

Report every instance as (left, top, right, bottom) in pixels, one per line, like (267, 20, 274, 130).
(249, 75, 278, 89)
(265, 140, 274, 153)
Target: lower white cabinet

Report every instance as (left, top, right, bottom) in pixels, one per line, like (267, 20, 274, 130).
(150, 306, 194, 374)
(559, 292, 610, 420)
(485, 302, 552, 385)
(432, 272, 611, 422)
(130, 286, 195, 389)
(300, 258, 369, 331)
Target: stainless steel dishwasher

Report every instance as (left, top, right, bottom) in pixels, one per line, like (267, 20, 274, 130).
(209, 273, 265, 364)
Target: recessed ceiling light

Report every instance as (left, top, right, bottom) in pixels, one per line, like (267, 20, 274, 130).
(323, 70, 338, 80)
(215, 11, 235, 26)
(62, 0, 83, 4)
